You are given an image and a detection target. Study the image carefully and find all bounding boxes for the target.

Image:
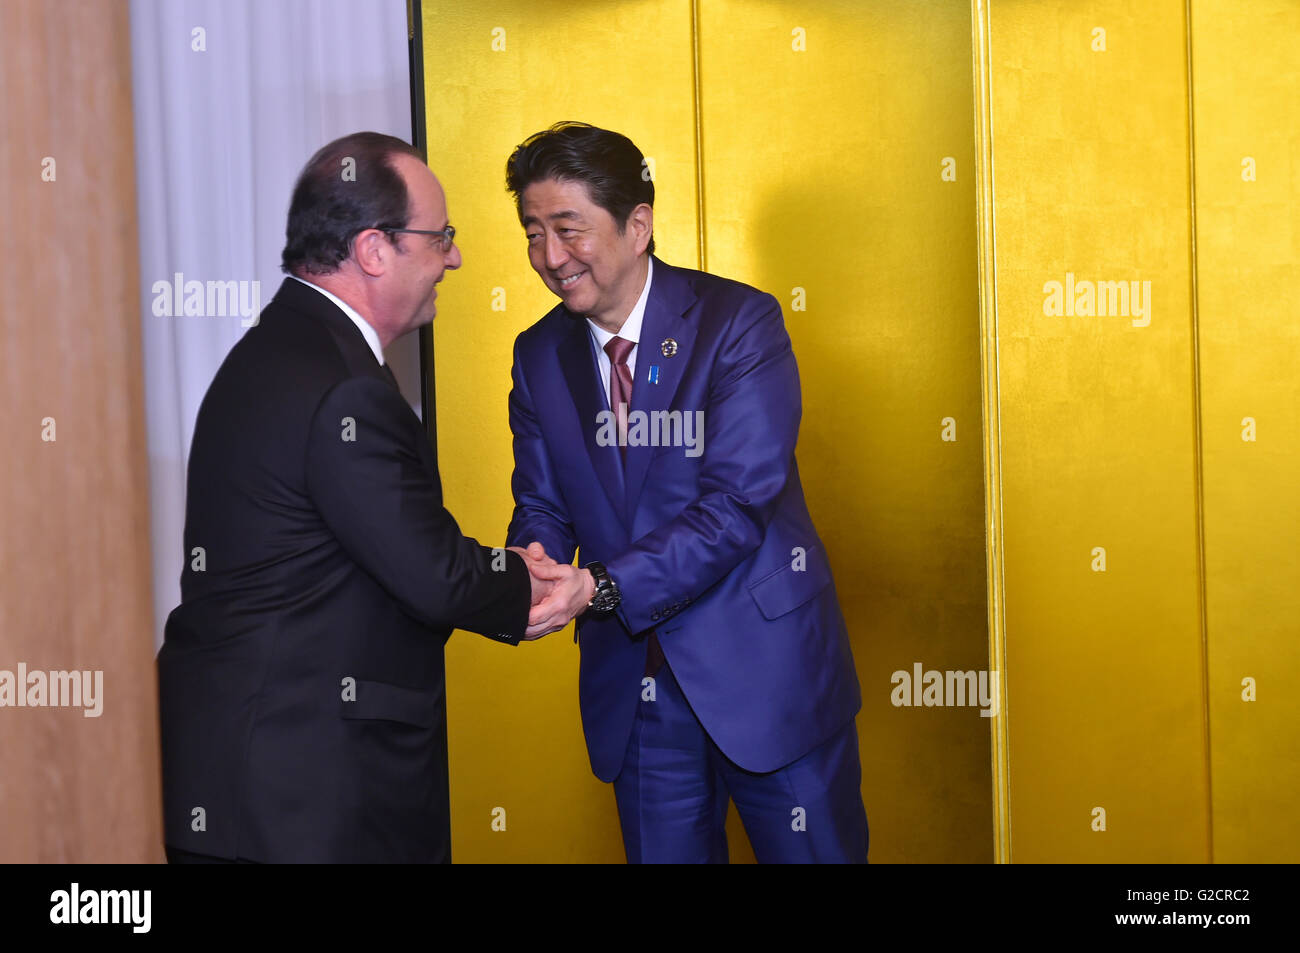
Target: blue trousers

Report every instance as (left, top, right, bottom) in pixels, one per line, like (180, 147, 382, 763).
(612, 663, 869, 863)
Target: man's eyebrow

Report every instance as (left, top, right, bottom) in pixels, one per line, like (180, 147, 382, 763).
(521, 210, 583, 228)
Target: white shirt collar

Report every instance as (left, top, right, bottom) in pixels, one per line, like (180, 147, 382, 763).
(288, 274, 385, 366)
(586, 256, 653, 350)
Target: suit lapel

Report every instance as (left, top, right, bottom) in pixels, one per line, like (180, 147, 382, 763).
(558, 314, 628, 525)
(622, 261, 697, 527)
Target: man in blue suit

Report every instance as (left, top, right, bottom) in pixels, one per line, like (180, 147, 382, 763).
(507, 122, 868, 863)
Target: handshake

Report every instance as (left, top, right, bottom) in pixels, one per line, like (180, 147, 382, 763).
(506, 542, 598, 640)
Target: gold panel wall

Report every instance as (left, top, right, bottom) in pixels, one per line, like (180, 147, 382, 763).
(974, 0, 1209, 861)
(423, 0, 991, 862)
(975, 0, 1300, 861)
(1191, 0, 1300, 863)
(425, 0, 1299, 865)
(697, 0, 990, 863)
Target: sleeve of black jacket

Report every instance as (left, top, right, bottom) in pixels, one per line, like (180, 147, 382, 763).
(305, 375, 531, 643)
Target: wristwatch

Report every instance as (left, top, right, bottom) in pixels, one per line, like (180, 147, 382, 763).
(584, 561, 622, 614)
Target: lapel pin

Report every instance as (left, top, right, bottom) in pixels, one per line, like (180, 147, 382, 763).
(648, 365, 661, 384)
(660, 338, 678, 358)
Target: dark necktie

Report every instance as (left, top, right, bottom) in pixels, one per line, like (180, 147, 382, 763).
(603, 336, 664, 676)
(379, 361, 398, 391)
(603, 336, 635, 460)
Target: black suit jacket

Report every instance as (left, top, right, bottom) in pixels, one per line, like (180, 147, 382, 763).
(157, 278, 530, 863)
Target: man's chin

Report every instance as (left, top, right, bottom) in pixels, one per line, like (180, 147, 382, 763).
(399, 309, 436, 337)
(556, 289, 591, 315)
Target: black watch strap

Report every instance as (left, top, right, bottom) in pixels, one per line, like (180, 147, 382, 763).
(584, 561, 621, 613)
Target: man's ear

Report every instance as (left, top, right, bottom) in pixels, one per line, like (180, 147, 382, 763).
(351, 228, 389, 278)
(628, 203, 654, 256)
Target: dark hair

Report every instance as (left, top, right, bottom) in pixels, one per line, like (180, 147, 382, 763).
(281, 132, 423, 275)
(505, 121, 655, 255)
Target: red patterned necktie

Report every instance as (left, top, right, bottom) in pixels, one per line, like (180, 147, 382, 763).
(603, 335, 664, 676)
(604, 336, 635, 459)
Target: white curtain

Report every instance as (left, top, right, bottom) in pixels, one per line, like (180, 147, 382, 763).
(131, 0, 416, 651)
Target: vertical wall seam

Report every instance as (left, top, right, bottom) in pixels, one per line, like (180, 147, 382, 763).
(689, 0, 706, 271)
(971, 0, 1012, 864)
(1184, 0, 1215, 865)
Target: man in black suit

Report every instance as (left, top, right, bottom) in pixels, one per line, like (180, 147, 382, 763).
(157, 132, 571, 863)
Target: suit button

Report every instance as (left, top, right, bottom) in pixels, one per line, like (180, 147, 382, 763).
(651, 610, 661, 621)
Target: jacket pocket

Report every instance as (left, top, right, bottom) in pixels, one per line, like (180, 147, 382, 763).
(746, 544, 833, 620)
(340, 677, 441, 728)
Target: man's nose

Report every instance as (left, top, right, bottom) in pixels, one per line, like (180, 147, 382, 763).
(544, 233, 568, 271)
(445, 243, 462, 270)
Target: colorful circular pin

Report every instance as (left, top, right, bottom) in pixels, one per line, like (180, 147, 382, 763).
(661, 338, 678, 357)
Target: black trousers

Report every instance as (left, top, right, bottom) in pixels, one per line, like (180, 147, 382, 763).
(165, 845, 258, 864)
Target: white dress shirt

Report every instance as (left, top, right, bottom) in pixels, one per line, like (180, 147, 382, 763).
(289, 274, 386, 366)
(585, 257, 653, 403)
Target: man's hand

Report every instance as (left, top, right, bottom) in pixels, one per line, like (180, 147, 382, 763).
(523, 557, 596, 641)
(508, 542, 558, 612)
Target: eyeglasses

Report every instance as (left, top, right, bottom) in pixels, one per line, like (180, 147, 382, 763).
(380, 224, 456, 253)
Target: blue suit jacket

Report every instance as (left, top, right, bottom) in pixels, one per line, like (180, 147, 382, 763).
(507, 257, 861, 780)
